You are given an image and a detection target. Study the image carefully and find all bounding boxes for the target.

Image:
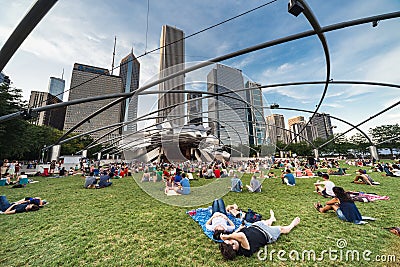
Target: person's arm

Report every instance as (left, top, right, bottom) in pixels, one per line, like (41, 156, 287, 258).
(362, 175, 373, 186)
(326, 197, 339, 205)
(4, 203, 17, 214)
(220, 232, 250, 250)
(16, 199, 29, 204)
(235, 224, 246, 232)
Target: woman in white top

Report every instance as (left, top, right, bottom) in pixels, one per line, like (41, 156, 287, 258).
(206, 199, 236, 240)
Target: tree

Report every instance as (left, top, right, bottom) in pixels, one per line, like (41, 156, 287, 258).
(349, 133, 370, 156)
(285, 141, 313, 156)
(0, 84, 29, 159)
(370, 124, 400, 157)
(331, 134, 353, 157)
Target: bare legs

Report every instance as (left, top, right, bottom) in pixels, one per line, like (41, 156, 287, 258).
(280, 217, 301, 234)
(262, 210, 276, 226)
(261, 209, 300, 234)
(314, 202, 339, 213)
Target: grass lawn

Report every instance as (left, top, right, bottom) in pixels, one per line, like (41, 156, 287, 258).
(1, 162, 399, 267)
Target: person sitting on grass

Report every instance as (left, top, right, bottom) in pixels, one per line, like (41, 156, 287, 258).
(84, 172, 98, 189)
(98, 171, 112, 188)
(246, 175, 262, 193)
(230, 173, 243, 192)
(314, 173, 335, 197)
(219, 210, 300, 260)
(206, 199, 236, 240)
(173, 173, 190, 195)
(281, 169, 295, 186)
(0, 195, 40, 214)
(352, 169, 380, 186)
(59, 167, 67, 177)
(314, 186, 371, 224)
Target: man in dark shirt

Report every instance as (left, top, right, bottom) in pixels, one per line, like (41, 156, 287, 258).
(219, 210, 300, 260)
(0, 195, 40, 214)
(98, 172, 112, 188)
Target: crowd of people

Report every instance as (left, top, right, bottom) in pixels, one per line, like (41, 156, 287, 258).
(1, 155, 399, 261)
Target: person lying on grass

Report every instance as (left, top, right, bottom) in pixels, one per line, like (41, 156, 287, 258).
(314, 186, 375, 224)
(0, 195, 40, 215)
(219, 210, 300, 260)
(206, 198, 236, 240)
(18, 197, 48, 207)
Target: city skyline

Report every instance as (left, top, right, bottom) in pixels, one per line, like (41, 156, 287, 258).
(1, 0, 399, 136)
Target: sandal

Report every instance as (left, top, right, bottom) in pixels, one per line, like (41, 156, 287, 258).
(313, 203, 322, 212)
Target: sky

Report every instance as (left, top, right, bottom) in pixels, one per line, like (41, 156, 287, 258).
(1, 0, 399, 137)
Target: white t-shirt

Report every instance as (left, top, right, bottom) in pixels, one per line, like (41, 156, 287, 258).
(323, 180, 335, 196)
(205, 215, 235, 232)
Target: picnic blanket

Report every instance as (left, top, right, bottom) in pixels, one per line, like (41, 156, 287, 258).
(187, 207, 244, 242)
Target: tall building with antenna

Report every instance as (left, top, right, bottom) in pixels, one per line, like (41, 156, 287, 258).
(119, 50, 140, 133)
(48, 76, 65, 102)
(157, 25, 185, 127)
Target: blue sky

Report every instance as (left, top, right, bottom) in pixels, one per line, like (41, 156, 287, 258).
(1, 0, 399, 136)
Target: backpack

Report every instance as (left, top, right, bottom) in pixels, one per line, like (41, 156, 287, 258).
(244, 208, 262, 223)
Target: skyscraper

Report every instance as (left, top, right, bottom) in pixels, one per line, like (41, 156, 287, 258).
(207, 64, 248, 146)
(28, 91, 66, 130)
(288, 116, 305, 129)
(48, 77, 65, 101)
(310, 113, 333, 140)
(187, 91, 203, 125)
(158, 25, 185, 127)
(63, 63, 123, 141)
(288, 116, 317, 143)
(245, 81, 265, 145)
(119, 50, 140, 133)
(266, 114, 287, 144)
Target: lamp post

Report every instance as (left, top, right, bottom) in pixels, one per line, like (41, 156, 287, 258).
(41, 145, 46, 164)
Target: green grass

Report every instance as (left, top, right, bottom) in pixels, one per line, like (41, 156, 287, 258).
(1, 163, 399, 267)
